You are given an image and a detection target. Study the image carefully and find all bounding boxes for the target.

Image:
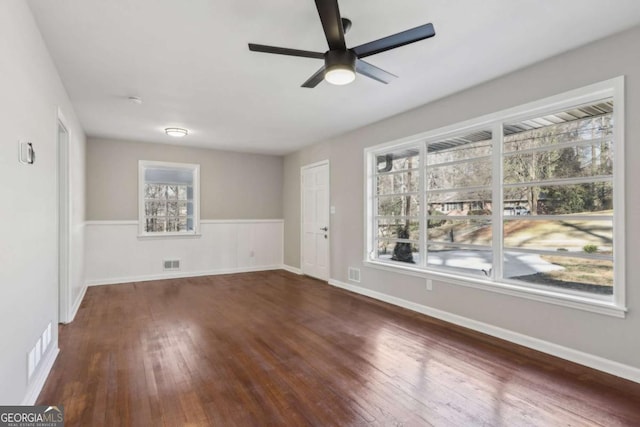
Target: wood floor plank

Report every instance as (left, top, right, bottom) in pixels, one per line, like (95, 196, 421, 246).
(37, 271, 640, 426)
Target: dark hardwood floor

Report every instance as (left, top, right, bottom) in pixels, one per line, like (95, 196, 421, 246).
(38, 271, 640, 426)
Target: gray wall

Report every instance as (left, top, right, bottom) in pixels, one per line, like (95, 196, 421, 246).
(0, 2, 86, 403)
(87, 138, 283, 220)
(284, 25, 640, 369)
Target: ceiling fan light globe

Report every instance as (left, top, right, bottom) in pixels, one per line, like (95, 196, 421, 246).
(325, 66, 356, 85)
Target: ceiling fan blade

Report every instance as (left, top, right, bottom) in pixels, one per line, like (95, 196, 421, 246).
(355, 59, 397, 84)
(314, 0, 346, 51)
(351, 23, 435, 59)
(301, 66, 326, 88)
(248, 43, 324, 59)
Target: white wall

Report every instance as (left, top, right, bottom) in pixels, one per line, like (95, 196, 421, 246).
(0, 1, 86, 404)
(283, 26, 640, 377)
(85, 220, 283, 285)
(83, 137, 285, 287)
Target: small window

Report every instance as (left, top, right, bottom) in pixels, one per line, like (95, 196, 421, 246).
(138, 161, 200, 236)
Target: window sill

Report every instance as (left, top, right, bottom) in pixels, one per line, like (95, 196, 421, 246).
(363, 260, 627, 318)
(137, 232, 202, 240)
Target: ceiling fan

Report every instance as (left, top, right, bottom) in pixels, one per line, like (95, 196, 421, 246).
(248, 0, 435, 88)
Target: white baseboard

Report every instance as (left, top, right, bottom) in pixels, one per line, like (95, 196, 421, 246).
(281, 264, 303, 275)
(86, 265, 283, 286)
(328, 278, 640, 384)
(21, 345, 59, 405)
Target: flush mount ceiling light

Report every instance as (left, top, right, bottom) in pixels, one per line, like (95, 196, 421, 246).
(165, 127, 188, 137)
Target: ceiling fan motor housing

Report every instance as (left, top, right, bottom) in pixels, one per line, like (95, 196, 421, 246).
(325, 50, 356, 73)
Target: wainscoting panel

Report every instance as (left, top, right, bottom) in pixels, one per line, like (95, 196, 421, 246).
(85, 220, 283, 285)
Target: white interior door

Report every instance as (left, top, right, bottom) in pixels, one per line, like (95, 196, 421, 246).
(301, 161, 330, 281)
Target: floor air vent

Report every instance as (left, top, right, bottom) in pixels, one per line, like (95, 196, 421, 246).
(163, 259, 180, 271)
(348, 267, 361, 283)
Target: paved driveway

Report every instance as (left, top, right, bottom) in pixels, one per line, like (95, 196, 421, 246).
(381, 250, 563, 278)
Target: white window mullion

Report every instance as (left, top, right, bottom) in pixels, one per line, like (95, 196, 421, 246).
(503, 246, 613, 261)
(503, 175, 612, 188)
(428, 154, 492, 168)
(503, 215, 613, 221)
(376, 168, 420, 177)
(371, 154, 380, 260)
(426, 241, 492, 251)
(427, 184, 492, 195)
(378, 192, 421, 198)
(435, 215, 491, 221)
(492, 123, 504, 281)
(419, 143, 427, 268)
(503, 136, 612, 157)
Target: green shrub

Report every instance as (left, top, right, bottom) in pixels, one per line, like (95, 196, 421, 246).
(583, 244, 598, 254)
(467, 209, 492, 216)
(428, 210, 446, 228)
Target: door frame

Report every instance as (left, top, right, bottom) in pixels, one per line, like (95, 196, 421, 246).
(57, 108, 71, 324)
(300, 159, 330, 280)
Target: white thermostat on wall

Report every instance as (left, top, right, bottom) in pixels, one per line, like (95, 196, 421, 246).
(19, 141, 35, 165)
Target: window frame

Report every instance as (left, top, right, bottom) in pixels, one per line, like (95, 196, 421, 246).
(364, 77, 625, 317)
(138, 160, 201, 238)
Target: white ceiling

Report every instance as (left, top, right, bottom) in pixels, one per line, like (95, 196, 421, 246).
(28, 0, 640, 155)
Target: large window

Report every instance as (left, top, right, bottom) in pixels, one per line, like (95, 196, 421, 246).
(138, 161, 200, 236)
(366, 78, 625, 315)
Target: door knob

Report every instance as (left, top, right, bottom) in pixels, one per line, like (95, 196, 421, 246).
(320, 227, 328, 231)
